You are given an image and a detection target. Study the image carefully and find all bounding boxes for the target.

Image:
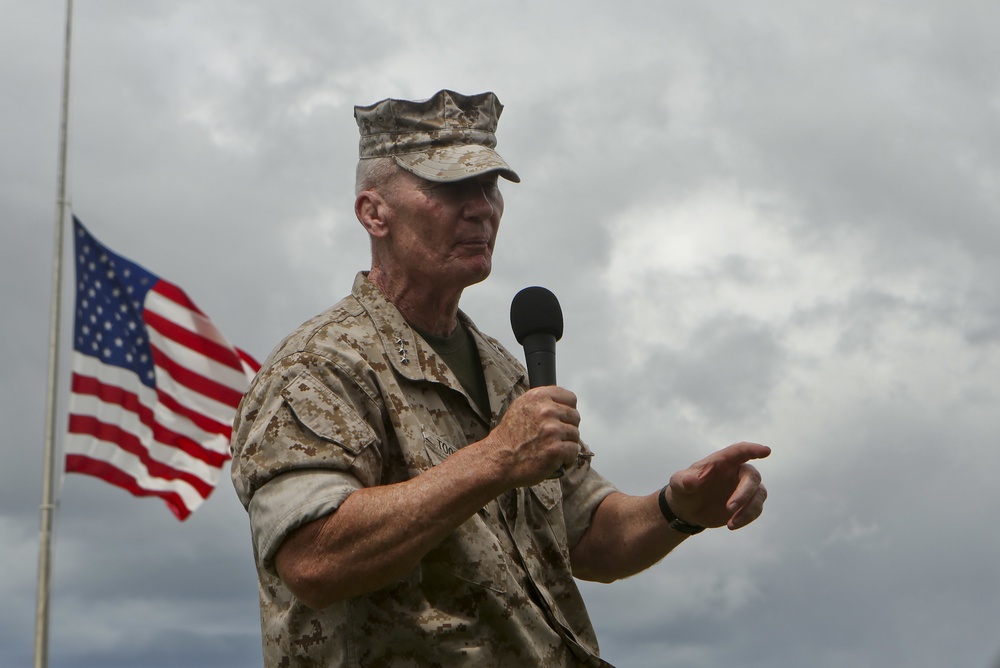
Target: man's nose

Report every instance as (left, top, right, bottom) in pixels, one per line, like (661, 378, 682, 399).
(463, 183, 496, 218)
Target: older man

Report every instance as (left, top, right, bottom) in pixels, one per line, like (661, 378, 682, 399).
(231, 89, 769, 667)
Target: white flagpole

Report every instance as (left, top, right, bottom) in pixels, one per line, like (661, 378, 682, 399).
(35, 1, 74, 666)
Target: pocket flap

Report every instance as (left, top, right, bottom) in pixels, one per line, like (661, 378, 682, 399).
(281, 370, 375, 456)
(529, 477, 562, 511)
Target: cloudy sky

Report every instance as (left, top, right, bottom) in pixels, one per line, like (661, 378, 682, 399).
(4, 1, 1000, 666)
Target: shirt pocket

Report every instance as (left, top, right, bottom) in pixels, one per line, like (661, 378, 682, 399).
(279, 370, 378, 463)
(527, 478, 569, 562)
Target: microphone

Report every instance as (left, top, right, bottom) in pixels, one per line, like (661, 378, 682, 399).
(510, 286, 563, 388)
(510, 286, 565, 478)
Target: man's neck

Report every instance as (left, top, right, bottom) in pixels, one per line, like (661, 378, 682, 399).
(367, 267, 462, 337)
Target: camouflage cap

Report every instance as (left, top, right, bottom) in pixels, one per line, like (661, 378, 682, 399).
(354, 89, 520, 183)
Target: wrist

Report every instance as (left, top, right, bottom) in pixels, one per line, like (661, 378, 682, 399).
(657, 485, 705, 535)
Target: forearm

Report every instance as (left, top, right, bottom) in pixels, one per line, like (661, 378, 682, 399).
(570, 490, 689, 583)
(275, 441, 508, 608)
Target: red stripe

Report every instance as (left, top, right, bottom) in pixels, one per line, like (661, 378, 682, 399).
(71, 373, 147, 420)
(237, 347, 261, 373)
(70, 373, 229, 467)
(151, 280, 205, 316)
(67, 414, 215, 497)
(149, 343, 245, 408)
(65, 453, 192, 521)
(144, 309, 244, 372)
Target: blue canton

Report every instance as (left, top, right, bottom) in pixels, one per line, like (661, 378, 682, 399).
(72, 217, 160, 388)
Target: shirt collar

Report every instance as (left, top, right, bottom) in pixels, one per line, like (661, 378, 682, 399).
(351, 271, 525, 417)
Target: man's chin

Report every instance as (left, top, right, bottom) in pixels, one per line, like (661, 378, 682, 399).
(459, 262, 492, 288)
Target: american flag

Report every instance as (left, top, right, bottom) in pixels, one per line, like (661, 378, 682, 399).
(65, 217, 259, 520)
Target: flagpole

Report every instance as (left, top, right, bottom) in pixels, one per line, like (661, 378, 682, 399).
(36, 1, 74, 666)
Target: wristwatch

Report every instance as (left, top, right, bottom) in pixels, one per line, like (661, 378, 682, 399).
(658, 485, 705, 535)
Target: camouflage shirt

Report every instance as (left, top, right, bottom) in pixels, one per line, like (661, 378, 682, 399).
(231, 272, 618, 667)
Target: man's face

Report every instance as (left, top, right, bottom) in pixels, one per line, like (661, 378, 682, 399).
(380, 169, 505, 290)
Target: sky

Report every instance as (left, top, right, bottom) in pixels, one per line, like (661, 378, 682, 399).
(3, 1, 1000, 666)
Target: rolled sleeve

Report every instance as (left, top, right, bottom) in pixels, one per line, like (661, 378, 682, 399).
(562, 464, 618, 550)
(249, 468, 364, 575)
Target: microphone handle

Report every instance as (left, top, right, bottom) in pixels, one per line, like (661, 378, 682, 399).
(525, 349, 557, 388)
(521, 334, 564, 478)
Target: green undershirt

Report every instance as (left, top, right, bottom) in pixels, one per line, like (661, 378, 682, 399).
(415, 323, 491, 417)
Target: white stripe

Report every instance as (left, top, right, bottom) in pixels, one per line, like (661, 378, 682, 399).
(240, 357, 259, 380)
(70, 352, 154, 403)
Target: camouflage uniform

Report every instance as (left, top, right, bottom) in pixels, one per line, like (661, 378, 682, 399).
(232, 272, 618, 667)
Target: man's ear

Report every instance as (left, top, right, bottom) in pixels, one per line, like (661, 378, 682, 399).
(356, 190, 390, 239)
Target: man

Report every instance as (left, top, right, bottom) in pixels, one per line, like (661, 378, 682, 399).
(231, 89, 769, 667)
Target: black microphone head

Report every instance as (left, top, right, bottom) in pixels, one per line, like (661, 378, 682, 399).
(510, 286, 563, 344)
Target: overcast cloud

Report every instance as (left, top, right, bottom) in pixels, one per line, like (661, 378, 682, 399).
(3, 1, 1000, 667)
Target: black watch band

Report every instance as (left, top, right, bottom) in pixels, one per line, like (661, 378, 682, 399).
(657, 485, 705, 535)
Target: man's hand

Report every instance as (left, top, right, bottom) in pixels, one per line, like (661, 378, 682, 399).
(665, 441, 770, 530)
(485, 386, 581, 487)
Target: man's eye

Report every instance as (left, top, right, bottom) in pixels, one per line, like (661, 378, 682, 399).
(428, 178, 499, 198)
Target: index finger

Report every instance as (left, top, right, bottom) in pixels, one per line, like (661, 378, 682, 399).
(712, 441, 771, 466)
(735, 441, 771, 457)
(524, 385, 578, 407)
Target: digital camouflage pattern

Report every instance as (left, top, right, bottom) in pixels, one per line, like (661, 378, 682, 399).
(354, 89, 521, 184)
(231, 273, 617, 667)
